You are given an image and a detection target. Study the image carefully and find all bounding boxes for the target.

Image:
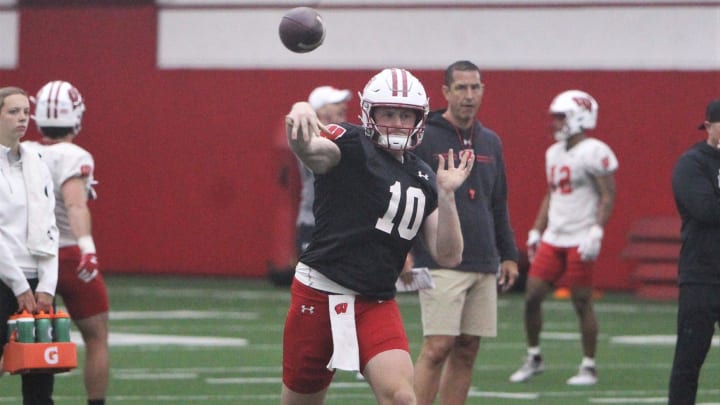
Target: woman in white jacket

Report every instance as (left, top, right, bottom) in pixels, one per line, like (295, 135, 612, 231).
(0, 86, 59, 405)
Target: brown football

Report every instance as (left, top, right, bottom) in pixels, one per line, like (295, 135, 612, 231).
(278, 7, 325, 53)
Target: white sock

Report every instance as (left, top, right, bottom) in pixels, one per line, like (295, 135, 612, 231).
(581, 357, 595, 368)
(528, 347, 541, 357)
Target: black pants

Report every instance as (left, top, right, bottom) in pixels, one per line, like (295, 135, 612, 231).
(668, 283, 720, 405)
(0, 279, 55, 405)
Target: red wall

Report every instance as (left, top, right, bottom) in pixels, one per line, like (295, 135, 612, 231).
(3, 5, 718, 289)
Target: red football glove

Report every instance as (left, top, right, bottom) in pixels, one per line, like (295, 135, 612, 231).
(77, 253, 99, 283)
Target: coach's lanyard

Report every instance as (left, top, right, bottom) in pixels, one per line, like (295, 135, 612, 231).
(453, 124, 474, 150)
(452, 124, 477, 200)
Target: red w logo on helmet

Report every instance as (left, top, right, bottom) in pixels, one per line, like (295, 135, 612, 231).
(67, 86, 83, 110)
(573, 97, 593, 112)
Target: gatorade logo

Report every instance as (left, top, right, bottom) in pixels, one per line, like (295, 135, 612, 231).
(44, 346, 59, 365)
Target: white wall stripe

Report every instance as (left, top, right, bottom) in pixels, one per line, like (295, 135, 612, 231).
(156, 0, 720, 8)
(0, 11, 18, 69)
(157, 6, 720, 70)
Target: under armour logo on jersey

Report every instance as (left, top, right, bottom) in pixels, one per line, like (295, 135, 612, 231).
(300, 305, 315, 314)
(417, 171, 429, 180)
(334, 303, 348, 315)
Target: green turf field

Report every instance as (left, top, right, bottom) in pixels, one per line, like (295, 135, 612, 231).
(1, 274, 718, 404)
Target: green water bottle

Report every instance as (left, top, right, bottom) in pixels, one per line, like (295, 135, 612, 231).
(6, 314, 17, 341)
(53, 310, 71, 343)
(35, 311, 53, 343)
(15, 310, 35, 343)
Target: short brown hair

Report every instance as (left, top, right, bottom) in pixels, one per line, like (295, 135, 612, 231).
(0, 87, 27, 111)
(444, 61, 481, 86)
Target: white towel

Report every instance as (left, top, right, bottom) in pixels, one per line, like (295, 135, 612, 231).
(395, 267, 435, 292)
(326, 294, 360, 371)
(21, 145, 58, 257)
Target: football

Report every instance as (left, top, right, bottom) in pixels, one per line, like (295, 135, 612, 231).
(278, 7, 325, 53)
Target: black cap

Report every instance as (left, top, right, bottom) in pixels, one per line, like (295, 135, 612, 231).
(698, 98, 720, 130)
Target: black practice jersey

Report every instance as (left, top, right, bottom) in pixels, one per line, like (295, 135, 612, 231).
(299, 123, 438, 300)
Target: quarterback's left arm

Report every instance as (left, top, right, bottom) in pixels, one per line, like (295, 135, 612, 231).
(62, 177, 99, 282)
(397, 253, 415, 284)
(422, 149, 475, 268)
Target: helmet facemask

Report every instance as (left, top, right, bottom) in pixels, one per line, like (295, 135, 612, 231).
(363, 103, 426, 151)
(360, 68, 429, 151)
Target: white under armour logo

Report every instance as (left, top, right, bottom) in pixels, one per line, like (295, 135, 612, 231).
(300, 305, 315, 314)
(418, 171, 429, 180)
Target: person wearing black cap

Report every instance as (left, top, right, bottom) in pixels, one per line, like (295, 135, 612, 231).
(668, 98, 720, 404)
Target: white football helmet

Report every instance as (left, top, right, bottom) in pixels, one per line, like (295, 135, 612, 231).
(360, 68, 429, 151)
(33, 80, 86, 135)
(549, 90, 598, 141)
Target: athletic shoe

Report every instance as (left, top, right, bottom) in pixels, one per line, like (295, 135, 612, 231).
(566, 365, 597, 386)
(509, 354, 544, 382)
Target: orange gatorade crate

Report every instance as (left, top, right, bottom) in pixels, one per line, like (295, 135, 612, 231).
(2, 341, 77, 374)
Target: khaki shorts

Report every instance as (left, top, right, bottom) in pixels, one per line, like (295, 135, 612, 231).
(419, 269, 497, 337)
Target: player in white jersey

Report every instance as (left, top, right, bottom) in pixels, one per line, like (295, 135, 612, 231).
(510, 90, 618, 386)
(25, 81, 109, 405)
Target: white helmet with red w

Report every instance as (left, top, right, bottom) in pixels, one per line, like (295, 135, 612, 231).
(549, 90, 598, 141)
(33, 80, 86, 135)
(360, 68, 429, 151)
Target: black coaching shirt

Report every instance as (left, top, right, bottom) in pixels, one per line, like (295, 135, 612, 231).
(412, 111, 519, 274)
(672, 141, 720, 285)
(299, 123, 438, 300)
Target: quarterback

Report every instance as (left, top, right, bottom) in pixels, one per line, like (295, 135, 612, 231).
(281, 68, 474, 405)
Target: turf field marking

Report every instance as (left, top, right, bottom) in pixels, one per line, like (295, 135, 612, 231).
(70, 332, 248, 347)
(611, 335, 720, 346)
(112, 366, 281, 374)
(590, 399, 720, 404)
(108, 310, 258, 320)
(115, 372, 198, 380)
(124, 286, 289, 301)
(206, 377, 281, 384)
(542, 332, 581, 340)
(205, 378, 367, 388)
(467, 390, 539, 399)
